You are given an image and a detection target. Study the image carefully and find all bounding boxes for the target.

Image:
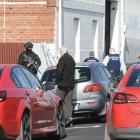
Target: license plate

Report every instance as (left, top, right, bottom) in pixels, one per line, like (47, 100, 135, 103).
(74, 104, 79, 111)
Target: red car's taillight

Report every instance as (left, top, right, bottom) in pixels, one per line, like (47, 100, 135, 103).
(113, 93, 139, 104)
(0, 90, 7, 102)
(83, 83, 102, 93)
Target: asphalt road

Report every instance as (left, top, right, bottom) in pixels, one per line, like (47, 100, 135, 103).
(33, 118, 111, 140)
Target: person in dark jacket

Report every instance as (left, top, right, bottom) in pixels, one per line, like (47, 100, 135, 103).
(56, 47, 75, 127)
(103, 48, 126, 75)
(84, 51, 99, 62)
(18, 42, 41, 75)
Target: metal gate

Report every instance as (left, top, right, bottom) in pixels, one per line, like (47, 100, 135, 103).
(0, 43, 24, 64)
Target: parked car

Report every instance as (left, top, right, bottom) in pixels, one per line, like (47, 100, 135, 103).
(41, 62, 112, 121)
(126, 61, 140, 70)
(0, 64, 65, 140)
(107, 63, 140, 140)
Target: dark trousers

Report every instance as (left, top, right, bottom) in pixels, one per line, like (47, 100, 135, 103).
(56, 88, 73, 120)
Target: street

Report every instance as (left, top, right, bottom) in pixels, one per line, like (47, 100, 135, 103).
(33, 118, 110, 140)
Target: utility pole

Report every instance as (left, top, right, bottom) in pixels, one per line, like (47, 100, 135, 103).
(120, 0, 127, 63)
(58, 0, 62, 49)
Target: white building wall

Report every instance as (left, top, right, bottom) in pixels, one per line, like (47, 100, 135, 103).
(109, 0, 140, 64)
(62, 0, 105, 62)
(110, 1, 120, 53)
(124, 0, 140, 63)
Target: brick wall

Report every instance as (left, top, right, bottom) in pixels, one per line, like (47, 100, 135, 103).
(0, 0, 56, 43)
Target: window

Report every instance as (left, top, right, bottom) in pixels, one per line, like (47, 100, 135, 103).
(74, 18, 80, 62)
(11, 73, 21, 87)
(103, 67, 111, 79)
(11, 67, 31, 88)
(97, 66, 108, 82)
(127, 69, 140, 87)
(92, 20, 98, 57)
(41, 69, 56, 84)
(75, 67, 90, 83)
(0, 68, 3, 79)
(22, 68, 42, 89)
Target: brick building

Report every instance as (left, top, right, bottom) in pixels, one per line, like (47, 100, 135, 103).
(0, 0, 105, 76)
(0, 0, 56, 63)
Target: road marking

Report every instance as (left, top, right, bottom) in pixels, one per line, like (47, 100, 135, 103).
(104, 125, 110, 140)
(66, 124, 103, 129)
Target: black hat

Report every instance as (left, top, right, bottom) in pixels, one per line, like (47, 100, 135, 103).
(24, 42, 33, 49)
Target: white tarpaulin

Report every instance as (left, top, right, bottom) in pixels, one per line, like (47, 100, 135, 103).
(33, 42, 58, 79)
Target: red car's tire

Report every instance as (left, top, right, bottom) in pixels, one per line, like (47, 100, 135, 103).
(56, 103, 66, 139)
(47, 102, 66, 139)
(16, 113, 32, 140)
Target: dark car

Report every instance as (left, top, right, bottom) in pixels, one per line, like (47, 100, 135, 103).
(0, 64, 65, 140)
(41, 62, 112, 121)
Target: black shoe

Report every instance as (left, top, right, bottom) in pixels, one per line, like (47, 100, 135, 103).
(61, 134, 67, 139)
(65, 117, 73, 127)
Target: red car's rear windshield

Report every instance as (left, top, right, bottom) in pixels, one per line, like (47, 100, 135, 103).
(126, 69, 140, 87)
(0, 68, 3, 79)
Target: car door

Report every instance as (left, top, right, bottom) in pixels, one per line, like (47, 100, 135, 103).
(41, 69, 57, 94)
(41, 69, 56, 84)
(22, 68, 56, 129)
(12, 67, 43, 130)
(74, 66, 91, 101)
(95, 66, 111, 95)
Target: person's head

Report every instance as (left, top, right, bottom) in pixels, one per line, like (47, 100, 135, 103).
(109, 48, 116, 54)
(59, 47, 68, 57)
(89, 51, 95, 57)
(24, 42, 33, 52)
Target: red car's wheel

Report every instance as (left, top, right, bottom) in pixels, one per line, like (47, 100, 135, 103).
(16, 113, 31, 140)
(47, 102, 66, 139)
(56, 103, 66, 139)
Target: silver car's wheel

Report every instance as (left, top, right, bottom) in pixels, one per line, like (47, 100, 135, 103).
(16, 113, 31, 140)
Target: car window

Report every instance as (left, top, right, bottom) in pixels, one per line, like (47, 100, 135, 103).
(75, 67, 91, 83)
(103, 67, 111, 79)
(41, 69, 56, 84)
(11, 67, 31, 88)
(22, 68, 42, 89)
(0, 68, 3, 79)
(127, 69, 140, 87)
(11, 73, 21, 87)
(97, 66, 109, 82)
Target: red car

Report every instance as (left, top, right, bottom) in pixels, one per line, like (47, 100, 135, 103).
(0, 64, 65, 140)
(107, 64, 140, 140)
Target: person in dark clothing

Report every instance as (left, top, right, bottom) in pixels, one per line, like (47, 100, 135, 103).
(84, 51, 99, 62)
(56, 47, 75, 127)
(18, 42, 41, 75)
(103, 48, 126, 75)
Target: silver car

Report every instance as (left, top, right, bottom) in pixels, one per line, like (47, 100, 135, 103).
(41, 62, 112, 121)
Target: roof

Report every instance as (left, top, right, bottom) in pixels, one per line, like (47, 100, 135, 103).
(0, 64, 20, 69)
(46, 62, 104, 70)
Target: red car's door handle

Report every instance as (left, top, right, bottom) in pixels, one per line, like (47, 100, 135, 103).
(25, 91, 30, 96)
(37, 92, 43, 97)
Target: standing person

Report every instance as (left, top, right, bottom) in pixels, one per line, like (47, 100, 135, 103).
(84, 51, 99, 62)
(18, 42, 41, 75)
(56, 47, 75, 127)
(103, 47, 126, 75)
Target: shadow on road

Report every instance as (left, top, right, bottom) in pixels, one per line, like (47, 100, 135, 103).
(33, 135, 57, 140)
(73, 116, 105, 125)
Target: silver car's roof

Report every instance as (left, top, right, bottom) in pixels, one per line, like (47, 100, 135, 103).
(76, 62, 105, 67)
(46, 62, 105, 70)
